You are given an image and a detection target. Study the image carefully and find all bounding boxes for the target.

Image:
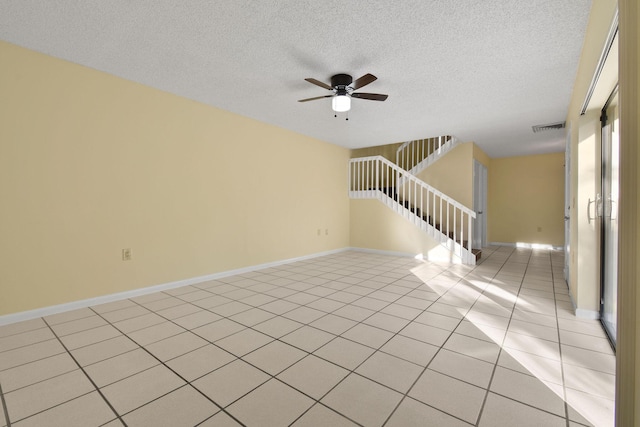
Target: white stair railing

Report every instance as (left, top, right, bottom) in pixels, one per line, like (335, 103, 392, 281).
(349, 155, 476, 264)
(396, 135, 459, 175)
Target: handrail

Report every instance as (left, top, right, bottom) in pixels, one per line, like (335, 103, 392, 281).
(396, 135, 457, 173)
(349, 155, 476, 264)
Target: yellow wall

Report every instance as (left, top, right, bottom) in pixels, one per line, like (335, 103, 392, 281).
(488, 153, 565, 246)
(350, 199, 452, 261)
(416, 142, 474, 208)
(473, 143, 491, 168)
(351, 142, 402, 162)
(349, 141, 479, 262)
(0, 41, 350, 316)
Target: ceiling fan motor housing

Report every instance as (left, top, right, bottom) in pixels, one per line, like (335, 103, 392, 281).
(331, 74, 353, 90)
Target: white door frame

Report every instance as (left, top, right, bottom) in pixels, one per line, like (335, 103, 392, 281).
(473, 160, 488, 249)
(564, 127, 571, 285)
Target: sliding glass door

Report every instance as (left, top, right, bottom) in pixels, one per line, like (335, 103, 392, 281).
(600, 88, 619, 347)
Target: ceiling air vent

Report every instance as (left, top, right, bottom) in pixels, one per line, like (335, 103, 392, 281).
(532, 121, 566, 133)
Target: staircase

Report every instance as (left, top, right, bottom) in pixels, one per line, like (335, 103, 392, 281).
(396, 135, 460, 176)
(349, 154, 479, 264)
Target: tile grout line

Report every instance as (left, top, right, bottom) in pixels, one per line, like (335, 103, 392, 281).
(378, 249, 506, 427)
(382, 247, 516, 424)
(472, 246, 531, 426)
(447, 248, 517, 425)
(284, 267, 441, 426)
(236, 259, 436, 426)
(473, 250, 574, 425)
(189, 254, 427, 425)
(0, 324, 51, 341)
(100, 253, 421, 338)
(87, 255, 416, 424)
(39, 317, 127, 427)
(2, 249, 587, 426)
(0, 382, 11, 427)
(82, 256, 403, 387)
(0, 338, 66, 372)
(550, 251, 572, 427)
(193, 251, 591, 425)
(220, 255, 450, 425)
(88, 304, 250, 427)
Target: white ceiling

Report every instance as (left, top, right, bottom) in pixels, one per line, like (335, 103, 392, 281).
(0, 1, 592, 157)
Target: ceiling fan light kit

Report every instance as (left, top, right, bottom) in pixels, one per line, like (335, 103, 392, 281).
(299, 73, 388, 114)
(332, 95, 351, 112)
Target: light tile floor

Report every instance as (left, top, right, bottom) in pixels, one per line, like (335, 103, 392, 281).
(0, 247, 615, 426)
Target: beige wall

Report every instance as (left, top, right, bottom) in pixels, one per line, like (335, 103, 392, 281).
(350, 199, 452, 261)
(349, 141, 480, 262)
(0, 41, 350, 316)
(487, 153, 565, 247)
(416, 142, 474, 208)
(473, 143, 491, 168)
(351, 142, 402, 162)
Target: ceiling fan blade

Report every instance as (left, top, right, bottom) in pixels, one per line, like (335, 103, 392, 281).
(351, 73, 377, 90)
(351, 92, 388, 101)
(298, 95, 334, 102)
(304, 78, 334, 91)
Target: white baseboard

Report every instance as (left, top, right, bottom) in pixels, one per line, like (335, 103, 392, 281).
(347, 247, 422, 259)
(575, 308, 600, 320)
(0, 247, 350, 326)
(566, 289, 600, 320)
(489, 242, 563, 251)
(348, 247, 464, 264)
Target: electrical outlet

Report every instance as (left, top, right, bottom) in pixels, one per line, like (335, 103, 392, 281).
(122, 248, 132, 261)
(317, 229, 321, 236)
(325, 229, 329, 235)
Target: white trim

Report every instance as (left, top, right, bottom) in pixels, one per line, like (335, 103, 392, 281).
(489, 242, 563, 251)
(566, 283, 600, 320)
(0, 248, 350, 326)
(348, 247, 422, 259)
(575, 308, 601, 320)
(406, 137, 460, 176)
(348, 247, 464, 264)
(580, 8, 619, 115)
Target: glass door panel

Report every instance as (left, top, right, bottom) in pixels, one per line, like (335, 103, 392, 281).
(601, 89, 619, 347)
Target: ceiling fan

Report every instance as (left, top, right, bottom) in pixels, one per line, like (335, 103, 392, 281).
(298, 73, 388, 112)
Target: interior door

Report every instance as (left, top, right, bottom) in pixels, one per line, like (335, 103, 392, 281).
(600, 88, 619, 347)
(473, 161, 487, 249)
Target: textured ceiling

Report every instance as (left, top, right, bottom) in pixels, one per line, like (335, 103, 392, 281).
(0, 1, 592, 157)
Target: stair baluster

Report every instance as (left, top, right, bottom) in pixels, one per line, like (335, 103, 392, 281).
(349, 155, 477, 264)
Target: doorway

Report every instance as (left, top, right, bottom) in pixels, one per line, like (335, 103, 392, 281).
(600, 87, 619, 347)
(473, 160, 487, 249)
